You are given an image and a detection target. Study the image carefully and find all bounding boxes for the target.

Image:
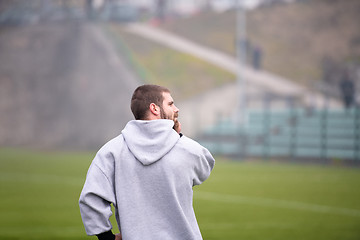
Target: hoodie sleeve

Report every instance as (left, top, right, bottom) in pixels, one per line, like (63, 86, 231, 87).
(79, 152, 116, 236)
(193, 145, 215, 186)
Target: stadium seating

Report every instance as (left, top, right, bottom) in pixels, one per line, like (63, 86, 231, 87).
(198, 107, 360, 160)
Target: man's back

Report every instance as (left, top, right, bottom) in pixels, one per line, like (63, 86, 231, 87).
(79, 119, 215, 240)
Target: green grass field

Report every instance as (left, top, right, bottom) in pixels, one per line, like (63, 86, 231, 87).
(1, 149, 360, 240)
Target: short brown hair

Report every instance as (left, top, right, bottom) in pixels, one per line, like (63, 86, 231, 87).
(131, 84, 170, 120)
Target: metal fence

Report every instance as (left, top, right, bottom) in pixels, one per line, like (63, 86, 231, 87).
(198, 94, 360, 162)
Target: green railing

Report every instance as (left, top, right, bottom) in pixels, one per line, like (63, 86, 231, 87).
(198, 107, 360, 161)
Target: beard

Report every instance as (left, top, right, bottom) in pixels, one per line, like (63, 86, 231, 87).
(160, 107, 177, 120)
(160, 107, 179, 126)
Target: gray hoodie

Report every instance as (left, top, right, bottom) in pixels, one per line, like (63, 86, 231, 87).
(79, 119, 215, 240)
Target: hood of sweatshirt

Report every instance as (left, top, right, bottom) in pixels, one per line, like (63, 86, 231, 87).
(121, 119, 180, 165)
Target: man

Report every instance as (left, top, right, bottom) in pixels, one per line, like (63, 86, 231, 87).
(339, 70, 355, 109)
(79, 84, 215, 240)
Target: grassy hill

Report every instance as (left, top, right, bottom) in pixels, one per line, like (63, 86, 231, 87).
(106, 24, 235, 101)
(160, 0, 360, 87)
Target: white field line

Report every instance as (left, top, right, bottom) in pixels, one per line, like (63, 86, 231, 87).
(3, 172, 359, 218)
(0, 172, 84, 187)
(195, 191, 360, 218)
(199, 222, 295, 230)
(0, 225, 83, 235)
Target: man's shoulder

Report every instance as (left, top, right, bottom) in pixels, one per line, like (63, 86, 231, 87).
(176, 135, 207, 155)
(178, 135, 198, 146)
(93, 134, 125, 163)
(90, 134, 125, 174)
(99, 134, 125, 153)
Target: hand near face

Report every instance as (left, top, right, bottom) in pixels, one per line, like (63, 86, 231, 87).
(173, 119, 181, 134)
(115, 233, 122, 240)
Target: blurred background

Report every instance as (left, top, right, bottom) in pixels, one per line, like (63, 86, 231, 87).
(1, 0, 360, 159)
(0, 0, 360, 239)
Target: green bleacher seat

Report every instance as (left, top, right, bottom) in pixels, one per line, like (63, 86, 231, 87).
(198, 107, 360, 160)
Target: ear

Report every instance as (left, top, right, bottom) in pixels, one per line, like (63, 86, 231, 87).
(149, 103, 160, 116)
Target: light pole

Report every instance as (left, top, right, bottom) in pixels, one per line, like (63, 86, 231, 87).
(236, 0, 247, 125)
(235, 0, 248, 159)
